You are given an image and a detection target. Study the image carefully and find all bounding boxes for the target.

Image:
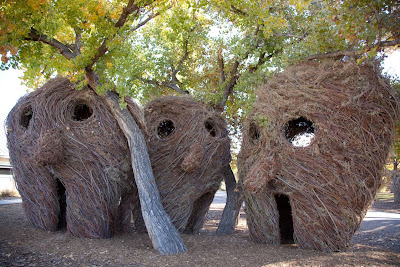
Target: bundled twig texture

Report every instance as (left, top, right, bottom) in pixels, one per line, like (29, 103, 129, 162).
(6, 77, 144, 238)
(144, 96, 231, 233)
(238, 60, 399, 251)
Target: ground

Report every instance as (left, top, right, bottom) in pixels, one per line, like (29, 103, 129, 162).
(0, 193, 399, 267)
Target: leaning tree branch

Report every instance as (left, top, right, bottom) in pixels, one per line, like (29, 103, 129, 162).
(217, 164, 243, 235)
(138, 77, 189, 94)
(216, 59, 240, 111)
(87, 0, 140, 71)
(137, 29, 192, 95)
(174, 39, 189, 75)
(170, 39, 190, 86)
(131, 10, 162, 32)
(26, 28, 77, 60)
(87, 0, 158, 72)
(306, 50, 358, 60)
(378, 38, 400, 47)
(115, 0, 142, 28)
(170, 20, 200, 82)
(218, 48, 226, 84)
(162, 81, 189, 94)
(306, 38, 400, 60)
(230, 5, 247, 16)
(73, 28, 82, 55)
(249, 51, 274, 74)
(85, 70, 187, 255)
(86, 40, 108, 71)
(216, 26, 266, 111)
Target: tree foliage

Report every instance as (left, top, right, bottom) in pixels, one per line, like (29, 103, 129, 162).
(1, 0, 173, 88)
(1, 0, 399, 129)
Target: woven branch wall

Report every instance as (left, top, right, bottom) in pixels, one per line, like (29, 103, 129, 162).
(144, 96, 231, 233)
(6, 77, 145, 238)
(238, 60, 399, 251)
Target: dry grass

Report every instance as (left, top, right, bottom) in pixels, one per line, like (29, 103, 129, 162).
(375, 192, 394, 201)
(0, 188, 20, 198)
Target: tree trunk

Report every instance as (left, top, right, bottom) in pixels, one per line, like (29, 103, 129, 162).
(103, 91, 186, 255)
(392, 171, 400, 203)
(216, 164, 242, 235)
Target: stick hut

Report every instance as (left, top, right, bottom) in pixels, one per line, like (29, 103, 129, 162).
(6, 77, 145, 238)
(144, 96, 231, 233)
(238, 60, 399, 251)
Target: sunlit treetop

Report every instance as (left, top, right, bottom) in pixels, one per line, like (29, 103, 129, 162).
(0, 0, 173, 89)
(0, 0, 399, 128)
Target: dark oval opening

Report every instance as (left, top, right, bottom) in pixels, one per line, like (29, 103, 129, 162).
(284, 117, 315, 147)
(157, 119, 175, 139)
(72, 103, 93, 121)
(249, 122, 260, 141)
(204, 119, 217, 137)
(20, 106, 33, 129)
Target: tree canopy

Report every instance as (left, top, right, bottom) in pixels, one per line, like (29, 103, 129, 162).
(1, 0, 399, 128)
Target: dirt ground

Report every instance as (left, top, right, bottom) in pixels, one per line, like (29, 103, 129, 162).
(1, 199, 399, 267)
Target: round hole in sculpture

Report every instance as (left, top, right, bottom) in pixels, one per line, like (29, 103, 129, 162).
(157, 119, 175, 139)
(20, 106, 33, 129)
(284, 117, 315, 147)
(204, 119, 218, 137)
(249, 122, 260, 141)
(72, 103, 93, 121)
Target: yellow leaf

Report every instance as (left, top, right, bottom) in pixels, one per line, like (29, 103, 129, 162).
(96, 3, 106, 17)
(110, 11, 119, 21)
(28, 0, 40, 10)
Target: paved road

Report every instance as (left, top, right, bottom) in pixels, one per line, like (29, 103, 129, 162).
(353, 209, 400, 252)
(360, 210, 400, 233)
(212, 191, 227, 204)
(0, 198, 22, 205)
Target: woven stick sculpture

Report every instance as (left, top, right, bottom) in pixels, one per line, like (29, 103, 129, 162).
(238, 60, 399, 251)
(144, 96, 231, 233)
(6, 77, 145, 238)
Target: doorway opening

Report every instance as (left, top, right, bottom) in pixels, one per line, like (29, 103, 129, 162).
(56, 179, 67, 230)
(275, 194, 294, 244)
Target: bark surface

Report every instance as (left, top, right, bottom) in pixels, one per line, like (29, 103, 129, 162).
(217, 165, 242, 235)
(103, 91, 187, 255)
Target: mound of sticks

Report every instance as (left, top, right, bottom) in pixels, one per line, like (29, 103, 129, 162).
(238, 60, 399, 251)
(6, 77, 144, 238)
(144, 96, 231, 233)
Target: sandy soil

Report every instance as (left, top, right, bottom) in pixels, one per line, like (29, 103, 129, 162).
(0, 199, 399, 266)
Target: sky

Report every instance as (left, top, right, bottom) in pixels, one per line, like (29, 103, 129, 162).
(1, 50, 399, 154)
(0, 68, 30, 141)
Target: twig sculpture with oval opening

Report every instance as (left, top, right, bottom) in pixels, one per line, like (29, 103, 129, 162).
(6, 77, 147, 238)
(238, 60, 399, 251)
(144, 96, 231, 233)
